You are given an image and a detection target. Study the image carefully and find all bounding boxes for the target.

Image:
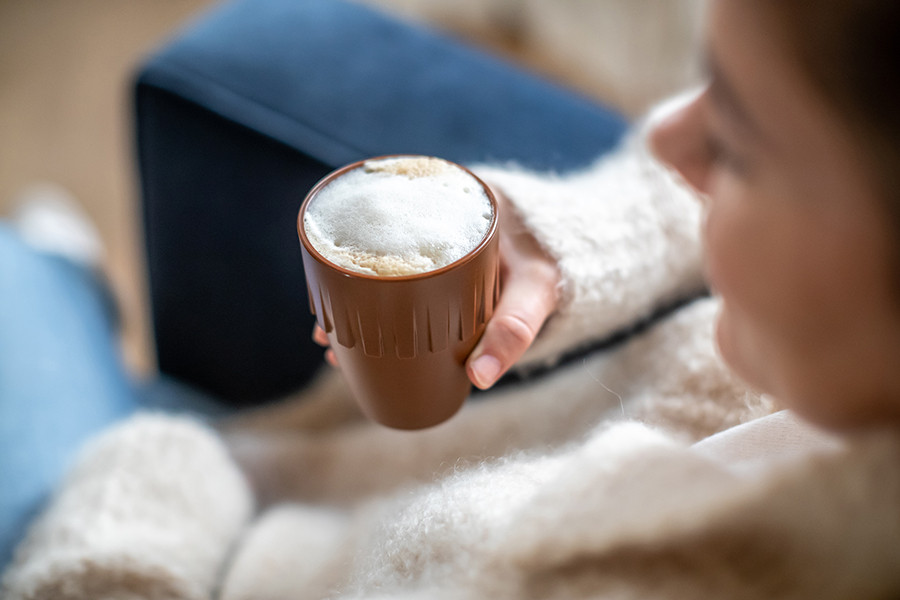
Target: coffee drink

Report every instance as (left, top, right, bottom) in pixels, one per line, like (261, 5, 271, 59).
(298, 155, 500, 429)
(302, 156, 493, 277)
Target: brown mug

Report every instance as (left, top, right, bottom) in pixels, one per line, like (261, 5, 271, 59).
(297, 156, 500, 429)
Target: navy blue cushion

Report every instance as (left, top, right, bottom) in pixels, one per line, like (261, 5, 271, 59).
(137, 0, 626, 171)
(135, 0, 627, 403)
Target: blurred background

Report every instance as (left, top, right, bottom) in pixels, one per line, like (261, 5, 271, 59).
(0, 0, 703, 376)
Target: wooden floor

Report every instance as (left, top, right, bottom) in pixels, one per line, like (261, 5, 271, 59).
(0, 0, 217, 373)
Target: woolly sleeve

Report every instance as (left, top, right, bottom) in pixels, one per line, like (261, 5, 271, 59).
(1, 414, 253, 600)
(471, 98, 705, 368)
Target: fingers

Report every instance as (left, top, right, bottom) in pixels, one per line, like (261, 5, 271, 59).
(313, 325, 329, 347)
(464, 187, 561, 390)
(312, 325, 339, 367)
(313, 269, 557, 385)
(466, 263, 559, 390)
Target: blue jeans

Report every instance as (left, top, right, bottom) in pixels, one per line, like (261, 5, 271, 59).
(0, 226, 226, 568)
(2, 0, 627, 571)
(0, 227, 132, 566)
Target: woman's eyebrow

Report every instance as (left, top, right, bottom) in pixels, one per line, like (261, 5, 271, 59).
(704, 52, 767, 143)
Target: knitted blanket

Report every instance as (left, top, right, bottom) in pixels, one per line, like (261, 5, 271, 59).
(5, 105, 900, 599)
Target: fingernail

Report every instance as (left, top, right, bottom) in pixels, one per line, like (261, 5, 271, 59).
(470, 355, 502, 389)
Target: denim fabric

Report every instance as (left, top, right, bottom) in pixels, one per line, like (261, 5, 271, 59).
(0, 225, 234, 569)
(0, 226, 137, 567)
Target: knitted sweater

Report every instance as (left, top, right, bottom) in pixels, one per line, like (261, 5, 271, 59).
(5, 105, 900, 600)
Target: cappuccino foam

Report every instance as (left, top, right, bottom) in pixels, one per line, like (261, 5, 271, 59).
(303, 156, 493, 277)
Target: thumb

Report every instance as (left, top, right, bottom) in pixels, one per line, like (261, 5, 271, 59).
(466, 272, 557, 390)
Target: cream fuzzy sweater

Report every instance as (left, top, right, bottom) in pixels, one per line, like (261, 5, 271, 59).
(5, 103, 900, 600)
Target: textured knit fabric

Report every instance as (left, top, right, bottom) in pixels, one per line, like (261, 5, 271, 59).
(5, 107, 900, 600)
(2, 416, 252, 600)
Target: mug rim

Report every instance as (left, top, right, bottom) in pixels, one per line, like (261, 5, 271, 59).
(297, 154, 500, 282)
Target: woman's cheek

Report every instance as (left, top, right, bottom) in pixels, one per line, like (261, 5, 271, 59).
(699, 189, 729, 298)
(699, 182, 772, 392)
(700, 172, 759, 303)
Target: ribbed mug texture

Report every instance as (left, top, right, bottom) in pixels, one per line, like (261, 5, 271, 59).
(298, 157, 500, 429)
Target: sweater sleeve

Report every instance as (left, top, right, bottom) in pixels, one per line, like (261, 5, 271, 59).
(1, 414, 253, 600)
(471, 96, 705, 368)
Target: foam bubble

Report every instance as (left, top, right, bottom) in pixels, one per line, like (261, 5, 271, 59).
(304, 156, 493, 277)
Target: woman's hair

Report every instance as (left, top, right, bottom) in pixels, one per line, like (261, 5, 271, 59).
(764, 1, 900, 230)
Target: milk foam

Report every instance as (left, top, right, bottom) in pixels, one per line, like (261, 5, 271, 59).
(304, 156, 493, 277)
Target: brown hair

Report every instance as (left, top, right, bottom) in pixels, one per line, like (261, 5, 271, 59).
(764, 1, 900, 229)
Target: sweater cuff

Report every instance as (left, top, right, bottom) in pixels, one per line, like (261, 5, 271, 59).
(471, 108, 705, 368)
(1, 414, 253, 600)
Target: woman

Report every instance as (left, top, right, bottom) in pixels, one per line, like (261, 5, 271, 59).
(649, 0, 900, 430)
(4, 0, 900, 598)
(468, 0, 900, 429)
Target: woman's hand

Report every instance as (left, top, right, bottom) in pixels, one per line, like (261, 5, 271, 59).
(312, 187, 561, 390)
(312, 324, 338, 367)
(465, 187, 561, 389)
